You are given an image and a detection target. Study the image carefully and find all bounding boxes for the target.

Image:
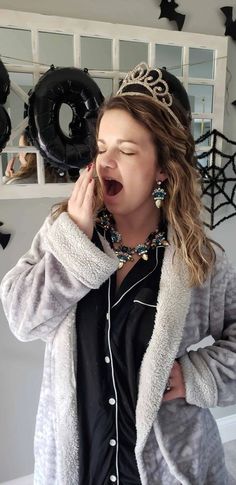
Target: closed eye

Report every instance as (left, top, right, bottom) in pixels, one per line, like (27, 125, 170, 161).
(97, 149, 135, 155)
(120, 150, 135, 155)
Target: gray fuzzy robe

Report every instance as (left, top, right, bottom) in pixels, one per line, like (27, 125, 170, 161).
(1, 212, 236, 485)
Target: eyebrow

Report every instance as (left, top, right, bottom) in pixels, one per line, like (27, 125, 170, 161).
(97, 138, 139, 145)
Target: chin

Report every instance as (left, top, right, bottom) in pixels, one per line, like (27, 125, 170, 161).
(105, 205, 133, 218)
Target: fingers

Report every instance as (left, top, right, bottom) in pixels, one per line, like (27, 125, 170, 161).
(83, 178, 95, 212)
(67, 162, 96, 239)
(70, 163, 94, 205)
(162, 388, 178, 401)
(169, 360, 180, 378)
(162, 361, 186, 402)
(6, 157, 16, 171)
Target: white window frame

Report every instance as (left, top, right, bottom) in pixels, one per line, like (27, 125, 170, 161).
(0, 8, 228, 199)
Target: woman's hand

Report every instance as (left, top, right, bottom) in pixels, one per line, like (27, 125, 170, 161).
(162, 360, 186, 402)
(5, 156, 17, 177)
(68, 163, 95, 240)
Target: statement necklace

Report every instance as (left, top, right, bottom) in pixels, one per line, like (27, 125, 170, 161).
(98, 210, 169, 269)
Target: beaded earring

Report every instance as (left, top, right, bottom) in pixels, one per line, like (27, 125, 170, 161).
(152, 181, 167, 208)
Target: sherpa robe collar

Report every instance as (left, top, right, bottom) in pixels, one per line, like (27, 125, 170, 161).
(134, 228, 191, 484)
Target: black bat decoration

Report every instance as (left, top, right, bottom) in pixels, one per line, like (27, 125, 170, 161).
(221, 6, 236, 41)
(0, 222, 11, 250)
(232, 99, 236, 106)
(159, 0, 186, 31)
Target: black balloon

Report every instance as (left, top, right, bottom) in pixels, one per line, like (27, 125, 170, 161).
(28, 66, 104, 174)
(0, 59, 10, 105)
(0, 105, 11, 151)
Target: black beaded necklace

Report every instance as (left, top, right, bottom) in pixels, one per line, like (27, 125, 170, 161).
(97, 210, 169, 269)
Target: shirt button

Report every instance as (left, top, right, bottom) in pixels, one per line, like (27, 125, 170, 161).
(108, 398, 116, 405)
(110, 475, 117, 482)
(105, 356, 110, 364)
(109, 439, 116, 447)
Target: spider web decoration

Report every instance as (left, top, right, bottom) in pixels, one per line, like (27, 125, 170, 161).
(195, 129, 236, 230)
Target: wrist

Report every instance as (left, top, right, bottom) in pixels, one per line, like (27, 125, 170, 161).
(68, 213, 93, 240)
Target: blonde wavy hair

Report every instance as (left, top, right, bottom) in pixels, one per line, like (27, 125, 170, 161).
(52, 94, 216, 287)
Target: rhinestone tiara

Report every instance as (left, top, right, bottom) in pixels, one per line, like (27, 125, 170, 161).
(116, 62, 183, 129)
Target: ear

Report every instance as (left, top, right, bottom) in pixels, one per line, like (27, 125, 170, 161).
(156, 168, 168, 182)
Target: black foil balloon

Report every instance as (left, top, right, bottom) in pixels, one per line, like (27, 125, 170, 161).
(0, 59, 10, 105)
(23, 89, 34, 144)
(0, 105, 11, 151)
(23, 88, 33, 120)
(28, 66, 104, 175)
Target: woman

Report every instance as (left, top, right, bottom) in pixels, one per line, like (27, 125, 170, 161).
(3, 129, 68, 184)
(1, 63, 236, 485)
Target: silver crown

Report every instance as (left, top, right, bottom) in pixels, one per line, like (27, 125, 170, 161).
(116, 62, 183, 129)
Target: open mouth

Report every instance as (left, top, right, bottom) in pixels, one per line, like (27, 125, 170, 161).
(103, 178, 123, 196)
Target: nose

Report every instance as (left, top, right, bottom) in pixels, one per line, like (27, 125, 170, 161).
(98, 150, 117, 169)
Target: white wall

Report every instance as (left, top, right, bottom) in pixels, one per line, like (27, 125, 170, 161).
(0, 0, 232, 35)
(0, 199, 61, 481)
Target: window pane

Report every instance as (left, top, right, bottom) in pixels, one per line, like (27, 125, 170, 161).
(39, 32, 74, 67)
(119, 41, 148, 71)
(1, 150, 38, 185)
(155, 45, 182, 76)
(81, 37, 112, 70)
(6, 73, 33, 145)
(188, 84, 213, 113)
(1, 153, 12, 182)
(196, 154, 209, 168)
(0, 27, 32, 65)
(193, 119, 212, 145)
(59, 103, 74, 137)
(189, 48, 214, 79)
(92, 77, 113, 98)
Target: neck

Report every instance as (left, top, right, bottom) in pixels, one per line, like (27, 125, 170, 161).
(113, 207, 161, 246)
